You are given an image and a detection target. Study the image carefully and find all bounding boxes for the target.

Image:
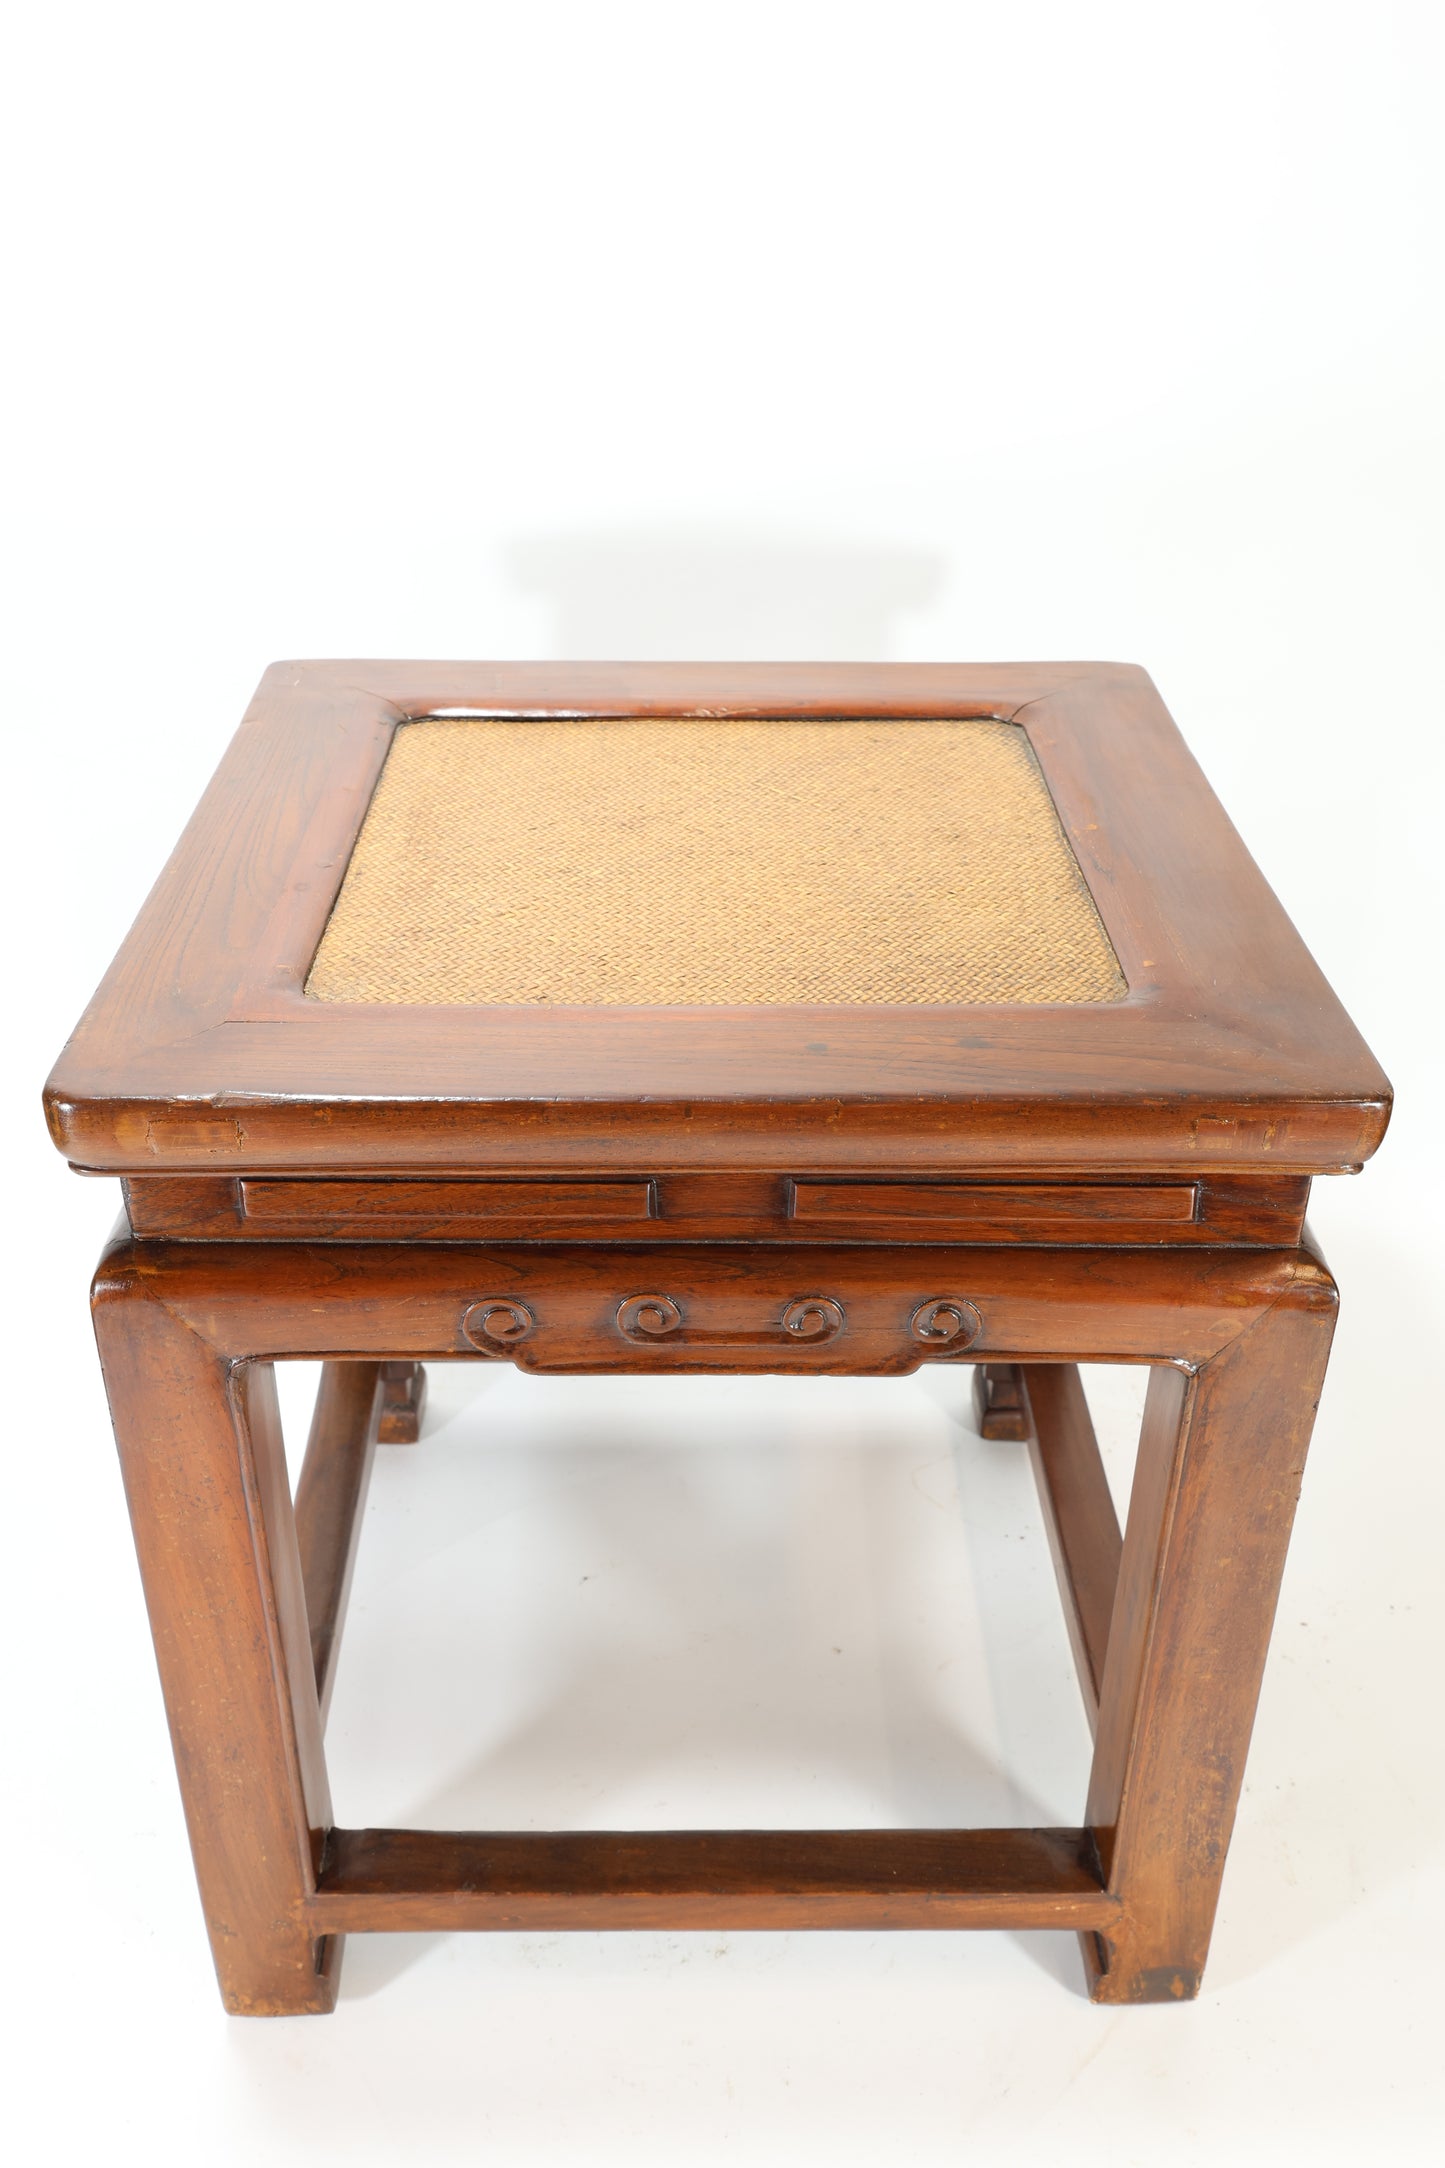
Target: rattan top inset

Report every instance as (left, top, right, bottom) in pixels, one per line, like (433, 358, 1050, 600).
(305, 716, 1126, 1006)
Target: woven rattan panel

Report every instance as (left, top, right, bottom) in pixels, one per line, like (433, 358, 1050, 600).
(305, 717, 1125, 1005)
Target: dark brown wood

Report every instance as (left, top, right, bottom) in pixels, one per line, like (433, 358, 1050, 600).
(82, 1221, 1337, 1993)
(1082, 1251, 1337, 2002)
(792, 1180, 1199, 1228)
(47, 663, 1390, 1180)
(122, 1169, 1315, 1248)
(244, 1177, 658, 1229)
(376, 1359, 427, 1443)
(91, 1231, 338, 2014)
(974, 1362, 1029, 1439)
(53, 661, 1388, 2012)
(294, 1362, 384, 1718)
(98, 1235, 1312, 1377)
(1018, 1364, 1123, 1732)
(309, 1827, 1116, 1933)
(82, 1202, 1351, 2005)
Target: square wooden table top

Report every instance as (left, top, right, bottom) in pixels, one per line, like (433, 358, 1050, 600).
(45, 661, 1390, 1182)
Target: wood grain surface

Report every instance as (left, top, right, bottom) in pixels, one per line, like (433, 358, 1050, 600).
(45, 661, 1390, 1178)
(61, 661, 1382, 2014)
(86, 1218, 1340, 2008)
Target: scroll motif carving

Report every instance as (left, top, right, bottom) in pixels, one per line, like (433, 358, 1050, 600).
(616, 1294, 684, 1340)
(910, 1298, 983, 1355)
(461, 1297, 536, 1352)
(616, 1293, 846, 1349)
(778, 1297, 847, 1344)
(458, 1293, 977, 1362)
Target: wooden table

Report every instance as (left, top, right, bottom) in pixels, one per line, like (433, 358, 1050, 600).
(44, 661, 1390, 2014)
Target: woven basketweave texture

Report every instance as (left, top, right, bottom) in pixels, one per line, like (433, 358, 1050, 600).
(305, 716, 1125, 1006)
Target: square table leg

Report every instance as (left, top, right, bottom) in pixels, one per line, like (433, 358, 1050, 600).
(92, 1251, 340, 2015)
(1083, 1265, 1338, 2001)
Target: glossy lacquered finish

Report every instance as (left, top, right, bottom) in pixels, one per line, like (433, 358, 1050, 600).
(50, 660, 1390, 2015)
(91, 1225, 1337, 2010)
(46, 662, 1388, 1179)
(120, 1170, 1315, 1248)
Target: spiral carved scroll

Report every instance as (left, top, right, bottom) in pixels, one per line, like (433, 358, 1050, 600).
(462, 1297, 537, 1352)
(779, 1297, 846, 1344)
(616, 1295, 684, 1339)
(910, 1298, 983, 1355)
(616, 1294, 846, 1348)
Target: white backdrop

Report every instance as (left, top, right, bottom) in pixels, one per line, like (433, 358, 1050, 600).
(5, 5, 1442, 2164)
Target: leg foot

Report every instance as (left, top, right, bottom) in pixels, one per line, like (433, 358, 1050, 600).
(1080, 1927, 1200, 2004)
(377, 1360, 428, 1444)
(973, 1362, 1029, 1440)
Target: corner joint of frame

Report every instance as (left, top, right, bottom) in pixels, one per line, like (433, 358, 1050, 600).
(1193, 1246, 1341, 1379)
(89, 1234, 224, 1357)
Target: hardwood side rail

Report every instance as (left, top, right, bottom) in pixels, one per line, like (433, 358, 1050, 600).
(98, 1230, 1324, 1374)
(308, 1827, 1119, 1934)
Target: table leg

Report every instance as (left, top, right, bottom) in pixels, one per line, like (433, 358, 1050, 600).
(295, 1363, 385, 1722)
(1083, 1256, 1337, 2001)
(92, 1251, 340, 2014)
(973, 1361, 1029, 1439)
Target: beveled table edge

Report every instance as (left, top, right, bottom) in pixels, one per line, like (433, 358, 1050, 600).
(44, 660, 1393, 1177)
